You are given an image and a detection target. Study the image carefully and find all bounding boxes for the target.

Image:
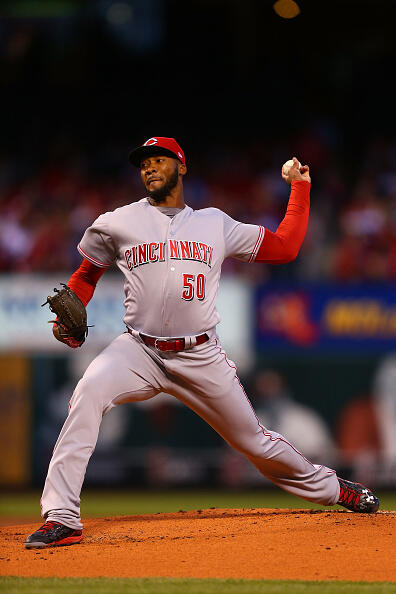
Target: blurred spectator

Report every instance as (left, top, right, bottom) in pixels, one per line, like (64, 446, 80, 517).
(373, 354, 396, 481)
(331, 184, 391, 282)
(220, 369, 336, 487)
(253, 370, 336, 465)
(336, 393, 380, 486)
(337, 353, 396, 486)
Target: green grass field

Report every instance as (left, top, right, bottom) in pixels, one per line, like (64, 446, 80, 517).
(1, 488, 396, 519)
(1, 490, 395, 593)
(1, 577, 396, 594)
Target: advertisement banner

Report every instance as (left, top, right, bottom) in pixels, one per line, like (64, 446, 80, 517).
(0, 274, 253, 370)
(0, 274, 125, 351)
(255, 283, 396, 352)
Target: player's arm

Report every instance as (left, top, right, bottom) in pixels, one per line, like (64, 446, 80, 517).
(52, 259, 106, 347)
(255, 158, 311, 264)
(66, 258, 106, 305)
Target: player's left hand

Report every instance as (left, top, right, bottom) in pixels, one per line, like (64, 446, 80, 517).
(42, 284, 88, 348)
(53, 322, 85, 348)
(282, 157, 311, 185)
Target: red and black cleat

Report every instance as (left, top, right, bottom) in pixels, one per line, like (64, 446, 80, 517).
(25, 520, 83, 549)
(337, 478, 379, 513)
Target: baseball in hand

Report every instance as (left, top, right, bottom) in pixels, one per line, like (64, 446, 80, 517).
(282, 158, 301, 175)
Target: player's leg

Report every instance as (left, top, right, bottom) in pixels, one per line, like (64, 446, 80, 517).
(39, 333, 162, 531)
(163, 338, 339, 506)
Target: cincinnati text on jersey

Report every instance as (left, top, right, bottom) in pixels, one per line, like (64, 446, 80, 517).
(124, 240, 214, 270)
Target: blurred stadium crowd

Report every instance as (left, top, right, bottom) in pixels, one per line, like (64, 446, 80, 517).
(1, 128, 396, 281)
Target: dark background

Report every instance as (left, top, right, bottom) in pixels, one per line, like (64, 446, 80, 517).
(1, 0, 396, 180)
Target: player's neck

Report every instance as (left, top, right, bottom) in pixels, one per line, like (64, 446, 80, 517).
(148, 187, 185, 209)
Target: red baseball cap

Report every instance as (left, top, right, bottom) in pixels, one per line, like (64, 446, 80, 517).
(129, 137, 186, 167)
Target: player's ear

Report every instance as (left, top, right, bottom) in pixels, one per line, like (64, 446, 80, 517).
(178, 162, 187, 177)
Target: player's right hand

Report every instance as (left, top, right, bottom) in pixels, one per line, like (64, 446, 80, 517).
(282, 157, 311, 185)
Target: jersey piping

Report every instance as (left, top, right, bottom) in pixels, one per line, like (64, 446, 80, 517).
(248, 225, 265, 262)
(77, 244, 111, 268)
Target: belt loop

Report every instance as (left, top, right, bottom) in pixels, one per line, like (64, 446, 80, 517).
(185, 335, 197, 348)
(129, 328, 140, 340)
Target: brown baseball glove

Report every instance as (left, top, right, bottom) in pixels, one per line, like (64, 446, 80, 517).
(42, 284, 88, 348)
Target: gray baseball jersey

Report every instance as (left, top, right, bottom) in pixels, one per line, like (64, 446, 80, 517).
(78, 198, 264, 337)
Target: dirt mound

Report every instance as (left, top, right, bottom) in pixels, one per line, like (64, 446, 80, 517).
(1, 508, 395, 581)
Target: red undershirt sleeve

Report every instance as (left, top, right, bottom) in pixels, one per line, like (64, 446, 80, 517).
(67, 258, 106, 306)
(255, 179, 311, 264)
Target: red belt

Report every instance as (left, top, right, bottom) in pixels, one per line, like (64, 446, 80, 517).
(128, 328, 209, 352)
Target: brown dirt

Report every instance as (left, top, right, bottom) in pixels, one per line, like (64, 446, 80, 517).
(1, 508, 395, 582)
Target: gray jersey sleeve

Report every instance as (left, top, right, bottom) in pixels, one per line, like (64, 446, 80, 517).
(78, 213, 116, 267)
(222, 212, 265, 262)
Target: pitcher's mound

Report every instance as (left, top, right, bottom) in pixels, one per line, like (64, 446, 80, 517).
(2, 508, 395, 581)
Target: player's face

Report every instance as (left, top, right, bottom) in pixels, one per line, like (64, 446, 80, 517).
(140, 155, 182, 202)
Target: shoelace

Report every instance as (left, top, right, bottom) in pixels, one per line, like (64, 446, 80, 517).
(338, 485, 360, 507)
(38, 521, 61, 534)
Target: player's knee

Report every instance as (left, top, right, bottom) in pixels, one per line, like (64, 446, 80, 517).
(229, 438, 264, 459)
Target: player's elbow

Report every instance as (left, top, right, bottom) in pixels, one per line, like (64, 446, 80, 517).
(255, 232, 304, 264)
(280, 245, 300, 263)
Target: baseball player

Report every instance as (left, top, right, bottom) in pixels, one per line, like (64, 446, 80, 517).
(25, 137, 379, 549)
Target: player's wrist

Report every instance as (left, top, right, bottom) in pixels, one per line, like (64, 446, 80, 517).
(291, 179, 311, 187)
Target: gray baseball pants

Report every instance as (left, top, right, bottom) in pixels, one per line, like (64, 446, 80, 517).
(41, 331, 340, 530)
